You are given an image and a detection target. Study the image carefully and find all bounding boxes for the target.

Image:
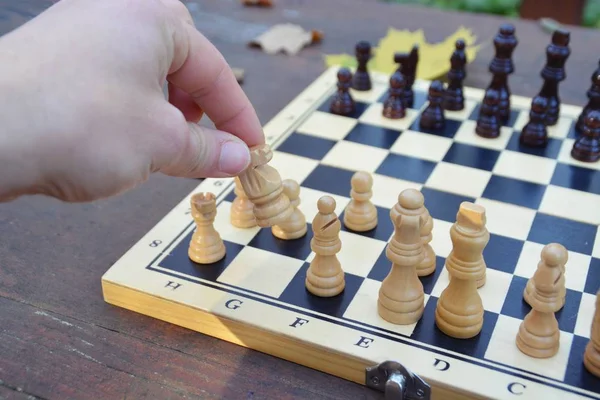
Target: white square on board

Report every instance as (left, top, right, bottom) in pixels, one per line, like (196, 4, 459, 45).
(217, 246, 304, 298)
(444, 98, 478, 121)
(358, 102, 420, 131)
(453, 120, 513, 151)
(484, 315, 573, 382)
(492, 150, 558, 185)
(540, 185, 600, 225)
(305, 230, 386, 277)
(296, 186, 351, 224)
(594, 226, 600, 259)
(390, 130, 453, 162)
(474, 198, 536, 241)
(350, 84, 388, 103)
(214, 201, 261, 245)
(295, 111, 358, 141)
(425, 162, 492, 198)
(271, 151, 319, 184)
(321, 140, 389, 173)
(430, 218, 453, 258)
(514, 241, 591, 292)
(430, 267, 512, 314)
(575, 292, 596, 338)
(343, 278, 430, 336)
(370, 173, 423, 209)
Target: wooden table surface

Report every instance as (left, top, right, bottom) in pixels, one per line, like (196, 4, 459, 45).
(1, 1, 599, 399)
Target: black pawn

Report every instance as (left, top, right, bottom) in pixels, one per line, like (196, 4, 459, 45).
(330, 67, 354, 116)
(382, 71, 406, 119)
(444, 39, 467, 111)
(476, 89, 501, 139)
(576, 65, 600, 134)
(572, 110, 600, 163)
(519, 96, 549, 147)
(352, 41, 372, 91)
(419, 80, 445, 130)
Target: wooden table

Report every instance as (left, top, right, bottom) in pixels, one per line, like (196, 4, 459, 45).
(1, 1, 599, 399)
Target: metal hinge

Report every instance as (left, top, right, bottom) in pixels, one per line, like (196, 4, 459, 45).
(366, 361, 431, 400)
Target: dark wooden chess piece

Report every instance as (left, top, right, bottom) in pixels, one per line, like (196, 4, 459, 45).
(572, 110, 600, 163)
(419, 80, 445, 130)
(519, 96, 549, 147)
(394, 45, 419, 108)
(444, 39, 467, 111)
(537, 29, 571, 126)
(476, 88, 501, 139)
(576, 62, 600, 134)
(382, 71, 406, 119)
(486, 24, 518, 125)
(330, 67, 355, 116)
(352, 41, 372, 91)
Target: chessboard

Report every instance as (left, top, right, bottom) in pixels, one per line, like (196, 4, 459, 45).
(102, 29, 600, 400)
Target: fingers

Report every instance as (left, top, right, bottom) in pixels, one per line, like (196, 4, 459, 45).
(154, 105, 251, 179)
(166, 19, 265, 148)
(168, 83, 204, 123)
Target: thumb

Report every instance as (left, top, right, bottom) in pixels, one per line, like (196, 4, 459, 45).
(157, 121, 251, 179)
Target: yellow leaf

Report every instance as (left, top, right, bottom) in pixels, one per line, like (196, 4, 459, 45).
(324, 26, 480, 81)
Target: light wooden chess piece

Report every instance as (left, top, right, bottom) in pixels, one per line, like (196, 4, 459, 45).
(272, 179, 307, 240)
(390, 189, 435, 277)
(188, 192, 226, 264)
(584, 289, 600, 377)
(230, 177, 257, 228)
(237, 144, 293, 227)
(435, 202, 487, 339)
(516, 243, 563, 358)
(378, 213, 425, 325)
(305, 196, 345, 297)
(343, 171, 377, 232)
(523, 243, 567, 312)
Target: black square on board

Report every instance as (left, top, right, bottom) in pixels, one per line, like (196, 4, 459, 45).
(317, 97, 370, 119)
(481, 175, 547, 210)
(248, 225, 314, 261)
(584, 258, 600, 295)
(376, 153, 437, 184)
(484, 234, 524, 274)
(505, 132, 562, 159)
(277, 132, 337, 160)
(442, 142, 501, 171)
(159, 232, 245, 283)
(528, 213, 597, 256)
(551, 163, 600, 196)
(468, 104, 521, 128)
(409, 115, 463, 139)
(338, 205, 394, 242)
(301, 164, 354, 198)
(278, 263, 363, 318)
(343, 122, 402, 150)
(419, 187, 476, 223)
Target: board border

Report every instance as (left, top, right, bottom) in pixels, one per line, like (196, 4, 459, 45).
(101, 66, 598, 400)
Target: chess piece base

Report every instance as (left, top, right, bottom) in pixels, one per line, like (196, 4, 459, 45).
(520, 127, 548, 147)
(230, 204, 257, 228)
(272, 223, 307, 240)
(305, 255, 345, 297)
(378, 290, 424, 325)
(516, 311, 559, 358)
(343, 208, 378, 232)
(417, 245, 436, 277)
(435, 281, 484, 339)
(188, 240, 226, 264)
(584, 342, 600, 377)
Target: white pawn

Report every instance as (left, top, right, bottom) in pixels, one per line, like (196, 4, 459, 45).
(230, 177, 256, 228)
(343, 171, 377, 232)
(272, 179, 307, 240)
(524, 243, 567, 312)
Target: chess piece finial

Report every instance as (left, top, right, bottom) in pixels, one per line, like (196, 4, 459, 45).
(237, 144, 293, 227)
(391, 189, 435, 276)
(519, 95, 549, 147)
(330, 67, 355, 115)
(516, 243, 563, 358)
(584, 290, 600, 377)
(435, 202, 487, 339)
(382, 71, 406, 119)
(343, 171, 377, 232)
(272, 179, 307, 240)
(306, 196, 345, 297)
(571, 109, 600, 162)
(188, 192, 226, 264)
(378, 213, 425, 325)
(230, 177, 257, 228)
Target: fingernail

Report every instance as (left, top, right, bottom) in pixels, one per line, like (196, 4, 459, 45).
(219, 141, 250, 175)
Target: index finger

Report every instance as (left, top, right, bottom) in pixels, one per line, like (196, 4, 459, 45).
(167, 22, 264, 148)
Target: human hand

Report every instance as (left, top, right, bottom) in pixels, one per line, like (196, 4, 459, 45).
(0, 0, 263, 202)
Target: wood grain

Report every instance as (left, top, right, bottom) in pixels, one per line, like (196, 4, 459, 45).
(1, 0, 599, 398)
